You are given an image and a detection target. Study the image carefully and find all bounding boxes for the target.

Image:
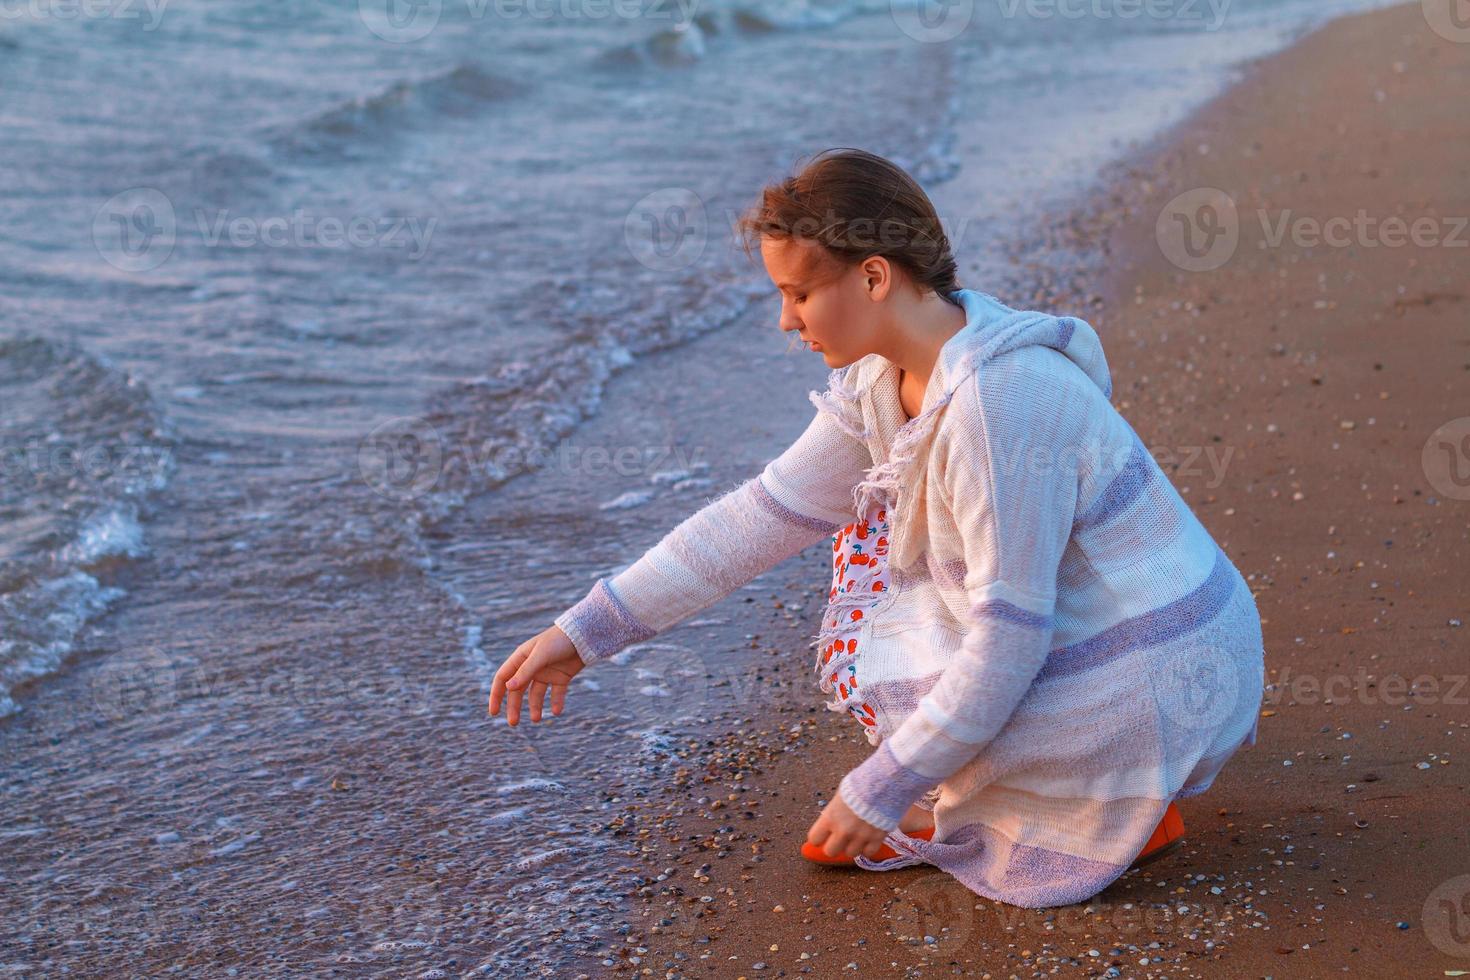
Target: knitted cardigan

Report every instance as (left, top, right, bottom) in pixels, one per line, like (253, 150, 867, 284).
(555, 288, 1265, 907)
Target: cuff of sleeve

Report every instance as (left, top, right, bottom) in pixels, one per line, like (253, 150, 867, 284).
(836, 740, 941, 834)
(553, 578, 655, 666)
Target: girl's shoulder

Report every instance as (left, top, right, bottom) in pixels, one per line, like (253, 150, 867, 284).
(959, 345, 1099, 413)
(938, 346, 1106, 459)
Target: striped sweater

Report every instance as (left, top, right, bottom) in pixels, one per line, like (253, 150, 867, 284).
(555, 288, 1265, 907)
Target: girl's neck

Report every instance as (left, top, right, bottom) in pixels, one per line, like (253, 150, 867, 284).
(881, 293, 968, 417)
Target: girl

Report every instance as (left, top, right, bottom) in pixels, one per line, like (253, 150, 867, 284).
(489, 148, 1265, 908)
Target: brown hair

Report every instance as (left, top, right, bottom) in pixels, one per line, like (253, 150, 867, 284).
(735, 147, 963, 308)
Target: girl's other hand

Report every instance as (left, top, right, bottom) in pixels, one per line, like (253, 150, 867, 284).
(489, 625, 584, 726)
(806, 790, 889, 860)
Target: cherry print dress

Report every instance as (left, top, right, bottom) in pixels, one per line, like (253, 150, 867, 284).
(813, 501, 891, 744)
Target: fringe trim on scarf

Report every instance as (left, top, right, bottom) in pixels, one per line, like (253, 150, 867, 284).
(803, 360, 970, 747)
(846, 351, 973, 575)
(852, 832, 932, 871)
(805, 365, 872, 442)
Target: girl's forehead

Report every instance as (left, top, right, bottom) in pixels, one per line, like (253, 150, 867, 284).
(764, 236, 845, 288)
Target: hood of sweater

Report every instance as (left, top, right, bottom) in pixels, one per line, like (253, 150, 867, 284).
(806, 287, 1112, 574)
(840, 287, 1113, 407)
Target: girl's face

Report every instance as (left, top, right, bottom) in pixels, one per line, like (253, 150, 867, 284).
(759, 236, 875, 368)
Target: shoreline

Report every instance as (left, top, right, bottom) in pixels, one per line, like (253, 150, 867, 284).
(606, 3, 1469, 977)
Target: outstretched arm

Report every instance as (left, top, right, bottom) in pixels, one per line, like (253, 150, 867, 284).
(554, 397, 872, 666)
(835, 357, 1081, 832)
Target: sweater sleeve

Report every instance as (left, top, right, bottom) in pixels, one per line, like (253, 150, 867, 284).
(836, 355, 1081, 833)
(554, 399, 872, 666)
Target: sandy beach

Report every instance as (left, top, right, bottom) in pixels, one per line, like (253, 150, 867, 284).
(595, 4, 1470, 977)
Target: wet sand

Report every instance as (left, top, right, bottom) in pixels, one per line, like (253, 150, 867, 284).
(604, 4, 1470, 978)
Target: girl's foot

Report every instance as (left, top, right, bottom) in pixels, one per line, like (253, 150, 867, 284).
(898, 802, 935, 834)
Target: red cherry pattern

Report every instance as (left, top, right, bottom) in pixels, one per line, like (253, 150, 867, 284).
(823, 503, 890, 728)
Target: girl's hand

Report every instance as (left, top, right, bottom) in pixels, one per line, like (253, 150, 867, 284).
(806, 790, 889, 860)
(489, 625, 584, 726)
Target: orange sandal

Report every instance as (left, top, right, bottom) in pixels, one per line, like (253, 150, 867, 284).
(801, 802, 1184, 870)
(1129, 801, 1185, 869)
(801, 825, 937, 866)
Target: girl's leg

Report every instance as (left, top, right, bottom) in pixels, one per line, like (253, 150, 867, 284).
(898, 802, 935, 833)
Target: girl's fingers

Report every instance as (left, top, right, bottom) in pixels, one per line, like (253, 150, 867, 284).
(502, 651, 543, 726)
(549, 683, 567, 716)
(528, 681, 547, 722)
(489, 646, 528, 714)
(506, 682, 525, 726)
